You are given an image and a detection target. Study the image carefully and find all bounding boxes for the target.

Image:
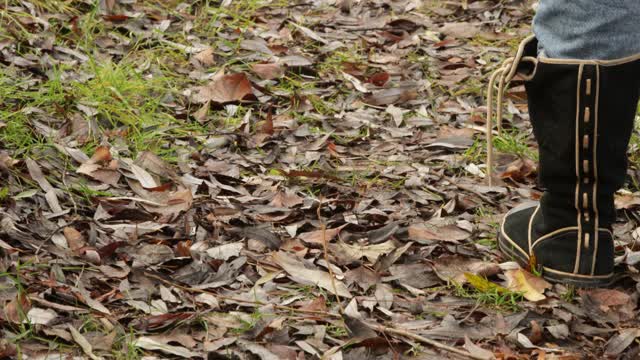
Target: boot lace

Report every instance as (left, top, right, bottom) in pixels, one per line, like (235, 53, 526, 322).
(485, 35, 537, 186)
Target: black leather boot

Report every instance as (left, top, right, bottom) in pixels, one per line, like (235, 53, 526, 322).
(488, 37, 640, 287)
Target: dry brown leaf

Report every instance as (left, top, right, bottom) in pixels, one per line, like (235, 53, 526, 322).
(463, 336, 494, 360)
(76, 146, 121, 185)
(580, 288, 632, 310)
(297, 224, 347, 245)
(134, 336, 199, 358)
(3, 293, 31, 324)
(192, 73, 254, 104)
(193, 47, 214, 66)
(272, 251, 351, 298)
(499, 158, 537, 183)
(63, 227, 86, 251)
(408, 223, 470, 243)
(69, 325, 101, 360)
(344, 266, 379, 291)
(433, 255, 500, 283)
(615, 193, 640, 209)
(363, 87, 418, 106)
(330, 240, 397, 263)
(439, 22, 480, 39)
(130, 163, 158, 188)
(251, 63, 285, 80)
(368, 72, 390, 86)
(605, 328, 640, 356)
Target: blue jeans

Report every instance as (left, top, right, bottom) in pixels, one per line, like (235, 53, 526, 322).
(533, 0, 640, 60)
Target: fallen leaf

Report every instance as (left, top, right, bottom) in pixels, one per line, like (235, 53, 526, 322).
(580, 288, 631, 310)
(27, 307, 58, 325)
(330, 240, 397, 263)
(76, 146, 121, 185)
(439, 22, 480, 39)
(3, 293, 31, 324)
(0, 340, 16, 358)
(504, 269, 550, 302)
(193, 48, 215, 66)
(272, 251, 351, 298)
(297, 225, 347, 245)
(69, 325, 101, 360)
(207, 241, 243, 260)
(252, 63, 285, 80)
(344, 266, 379, 291)
(134, 336, 199, 358)
(463, 336, 494, 360)
(386, 104, 404, 126)
(433, 255, 500, 283)
(237, 339, 279, 360)
(388, 263, 440, 289)
(374, 282, 393, 309)
(130, 163, 158, 188)
(193, 73, 254, 104)
(289, 21, 328, 44)
(363, 87, 417, 106)
(63, 227, 86, 251)
(499, 158, 537, 183)
(408, 223, 470, 243)
(615, 193, 640, 209)
(342, 72, 369, 93)
(367, 72, 390, 86)
(343, 315, 378, 342)
(605, 328, 640, 356)
(465, 273, 509, 293)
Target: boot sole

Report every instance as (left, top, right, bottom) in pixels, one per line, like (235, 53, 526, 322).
(497, 231, 615, 288)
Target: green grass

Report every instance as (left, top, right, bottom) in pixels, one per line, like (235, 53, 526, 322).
(465, 128, 538, 168)
(560, 285, 576, 303)
(230, 309, 264, 335)
(318, 47, 366, 75)
(493, 130, 538, 160)
(113, 330, 143, 360)
(327, 324, 348, 338)
(453, 280, 524, 312)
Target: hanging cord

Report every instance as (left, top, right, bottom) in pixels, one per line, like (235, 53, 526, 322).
(486, 35, 537, 186)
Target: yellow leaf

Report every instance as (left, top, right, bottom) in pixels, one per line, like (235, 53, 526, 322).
(505, 269, 551, 302)
(463, 272, 509, 293)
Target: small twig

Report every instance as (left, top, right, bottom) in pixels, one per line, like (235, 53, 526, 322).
(460, 302, 481, 324)
(368, 323, 486, 360)
(147, 271, 486, 358)
(144, 271, 340, 318)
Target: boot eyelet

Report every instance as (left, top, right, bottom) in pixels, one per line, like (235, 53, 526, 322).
(584, 107, 590, 123)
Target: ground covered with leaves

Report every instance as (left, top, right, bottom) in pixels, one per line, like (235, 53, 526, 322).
(3, 0, 640, 359)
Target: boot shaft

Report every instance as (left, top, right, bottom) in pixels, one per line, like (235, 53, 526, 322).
(523, 40, 640, 229)
(491, 37, 640, 286)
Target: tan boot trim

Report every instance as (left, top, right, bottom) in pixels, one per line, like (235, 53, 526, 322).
(543, 266, 613, 279)
(539, 52, 640, 66)
(527, 205, 540, 254)
(591, 65, 601, 276)
(573, 64, 584, 274)
(531, 228, 613, 252)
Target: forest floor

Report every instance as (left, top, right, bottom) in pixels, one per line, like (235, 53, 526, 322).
(2, 0, 640, 359)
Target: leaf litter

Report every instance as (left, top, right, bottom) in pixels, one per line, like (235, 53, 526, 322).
(2, 0, 640, 359)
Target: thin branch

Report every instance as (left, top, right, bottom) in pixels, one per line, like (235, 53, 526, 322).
(144, 271, 340, 318)
(368, 323, 488, 360)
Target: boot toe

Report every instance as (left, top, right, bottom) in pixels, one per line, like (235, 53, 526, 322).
(498, 202, 538, 266)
